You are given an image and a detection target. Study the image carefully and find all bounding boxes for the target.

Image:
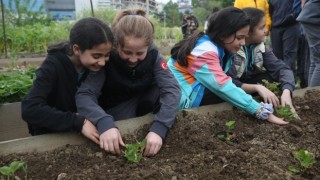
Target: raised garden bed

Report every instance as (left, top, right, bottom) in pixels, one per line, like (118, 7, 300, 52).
(0, 88, 319, 179)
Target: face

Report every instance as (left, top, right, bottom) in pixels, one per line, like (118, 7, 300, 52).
(118, 36, 148, 68)
(247, 17, 266, 44)
(75, 43, 112, 72)
(222, 25, 249, 53)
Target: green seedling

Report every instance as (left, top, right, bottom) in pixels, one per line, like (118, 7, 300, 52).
(123, 139, 147, 163)
(261, 79, 281, 97)
(0, 161, 27, 180)
(288, 149, 316, 174)
(276, 104, 294, 121)
(217, 120, 236, 142)
(295, 149, 316, 170)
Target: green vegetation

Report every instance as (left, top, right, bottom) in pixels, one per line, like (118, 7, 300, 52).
(276, 104, 294, 121)
(123, 139, 147, 163)
(0, 67, 36, 104)
(261, 79, 281, 97)
(0, 161, 27, 180)
(288, 149, 316, 175)
(217, 120, 237, 142)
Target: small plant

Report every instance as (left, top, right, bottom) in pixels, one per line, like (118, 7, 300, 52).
(288, 149, 316, 175)
(216, 120, 237, 142)
(276, 104, 294, 121)
(0, 67, 36, 104)
(261, 79, 281, 97)
(123, 139, 146, 163)
(0, 161, 27, 180)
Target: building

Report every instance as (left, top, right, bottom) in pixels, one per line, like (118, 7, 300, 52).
(2, 0, 157, 21)
(177, 0, 192, 14)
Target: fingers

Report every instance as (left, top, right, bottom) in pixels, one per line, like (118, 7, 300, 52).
(91, 132, 100, 145)
(267, 114, 289, 125)
(144, 132, 163, 157)
(100, 128, 123, 155)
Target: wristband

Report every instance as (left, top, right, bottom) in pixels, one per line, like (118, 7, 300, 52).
(256, 102, 274, 120)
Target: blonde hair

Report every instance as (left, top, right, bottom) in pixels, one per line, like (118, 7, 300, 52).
(112, 8, 154, 48)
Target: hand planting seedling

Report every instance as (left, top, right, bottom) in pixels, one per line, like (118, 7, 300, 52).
(123, 139, 146, 163)
(215, 120, 238, 143)
(0, 161, 27, 180)
(276, 104, 294, 121)
(261, 79, 281, 97)
(288, 149, 316, 175)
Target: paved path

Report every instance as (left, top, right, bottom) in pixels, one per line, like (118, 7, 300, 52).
(0, 57, 44, 68)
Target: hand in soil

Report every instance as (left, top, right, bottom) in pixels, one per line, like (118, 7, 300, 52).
(267, 113, 289, 125)
(100, 128, 125, 155)
(81, 119, 100, 145)
(144, 132, 163, 157)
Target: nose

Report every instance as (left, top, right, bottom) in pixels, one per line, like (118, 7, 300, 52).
(97, 59, 106, 67)
(129, 56, 138, 63)
(240, 38, 246, 46)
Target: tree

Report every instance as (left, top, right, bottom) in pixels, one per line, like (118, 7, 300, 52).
(162, 0, 181, 27)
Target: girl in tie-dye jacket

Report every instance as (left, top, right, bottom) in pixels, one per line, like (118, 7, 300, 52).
(167, 7, 288, 125)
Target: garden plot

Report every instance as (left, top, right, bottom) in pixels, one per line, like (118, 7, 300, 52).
(0, 89, 319, 179)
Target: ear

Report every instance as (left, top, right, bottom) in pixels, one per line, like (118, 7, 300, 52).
(72, 44, 81, 56)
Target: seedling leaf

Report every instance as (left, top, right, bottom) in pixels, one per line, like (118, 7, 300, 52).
(276, 104, 294, 121)
(294, 150, 316, 169)
(123, 139, 146, 163)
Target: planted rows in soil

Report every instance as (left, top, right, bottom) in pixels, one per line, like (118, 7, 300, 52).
(1, 89, 319, 179)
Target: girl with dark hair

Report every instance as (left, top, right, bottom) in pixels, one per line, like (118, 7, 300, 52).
(76, 9, 181, 157)
(167, 7, 287, 125)
(22, 17, 114, 144)
(225, 8, 298, 118)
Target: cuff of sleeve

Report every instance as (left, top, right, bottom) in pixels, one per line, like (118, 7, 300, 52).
(74, 115, 86, 132)
(148, 121, 169, 139)
(282, 84, 294, 92)
(97, 117, 116, 134)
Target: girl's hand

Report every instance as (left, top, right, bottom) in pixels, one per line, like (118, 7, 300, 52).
(144, 132, 163, 157)
(81, 119, 100, 145)
(99, 128, 125, 155)
(280, 89, 300, 119)
(256, 85, 280, 109)
(267, 114, 289, 125)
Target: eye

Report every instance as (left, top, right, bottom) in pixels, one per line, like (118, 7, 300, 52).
(123, 51, 132, 55)
(236, 36, 246, 41)
(92, 54, 102, 59)
(136, 52, 145, 56)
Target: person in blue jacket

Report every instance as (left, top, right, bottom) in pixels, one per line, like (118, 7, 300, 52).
(22, 17, 114, 144)
(297, 0, 320, 87)
(167, 7, 288, 125)
(225, 7, 299, 118)
(76, 9, 181, 157)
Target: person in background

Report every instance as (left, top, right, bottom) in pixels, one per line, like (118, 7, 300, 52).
(76, 9, 181, 157)
(225, 7, 299, 118)
(22, 17, 114, 144)
(167, 7, 288, 125)
(297, 0, 320, 87)
(234, 0, 272, 35)
(269, 0, 300, 76)
(181, 14, 189, 39)
(204, 7, 220, 33)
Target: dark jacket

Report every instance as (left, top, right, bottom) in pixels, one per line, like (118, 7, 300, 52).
(226, 44, 295, 92)
(21, 51, 86, 135)
(297, 0, 320, 25)
(98, 50, 157, 109)
(76, 44, 181, 139)
(269, 0, 297, 27)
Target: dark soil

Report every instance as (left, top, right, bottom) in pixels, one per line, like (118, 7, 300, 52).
(1, 89, 320, 180)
